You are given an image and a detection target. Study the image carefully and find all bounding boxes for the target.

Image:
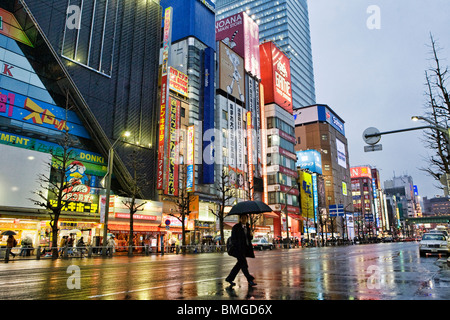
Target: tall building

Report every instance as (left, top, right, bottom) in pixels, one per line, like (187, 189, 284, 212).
(294, 104, 353, 237)
(0, 1, 164, 248)
(159, 0, 217, 243)
(216, 0, 316, 108)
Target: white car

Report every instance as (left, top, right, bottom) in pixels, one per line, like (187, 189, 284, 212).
(419, 233, 450, 257)
(251, 238, 274, 251)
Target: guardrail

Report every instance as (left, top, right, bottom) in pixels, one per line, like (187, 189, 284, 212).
(0, 244, 231, 262)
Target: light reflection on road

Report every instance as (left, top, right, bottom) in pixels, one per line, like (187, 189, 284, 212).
(0, 242, 447, 300)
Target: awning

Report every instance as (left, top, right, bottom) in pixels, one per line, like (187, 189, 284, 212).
(288, 213, 306, 221)
(263, 211, 279, 218)
(108, 224, 160, 232)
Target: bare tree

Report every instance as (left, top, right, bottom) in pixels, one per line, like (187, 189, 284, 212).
(120, 149, 148, 256)
(29, 91, 78, 259)
(166, 165, 195, 252)
(419, 34, 450, 189)
(209, 168, 234, 247)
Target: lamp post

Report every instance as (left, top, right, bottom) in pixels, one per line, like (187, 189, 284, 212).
(101, 131, 130, 256)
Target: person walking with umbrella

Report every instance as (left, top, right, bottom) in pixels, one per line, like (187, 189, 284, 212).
(6, 234, 17, 258)
(225, 214, 257, 287)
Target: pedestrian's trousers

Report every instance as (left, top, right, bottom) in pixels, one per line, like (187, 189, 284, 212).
(227, 255, 253, 282)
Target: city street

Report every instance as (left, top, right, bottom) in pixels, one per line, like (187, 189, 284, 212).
(0, 242, 449, 301)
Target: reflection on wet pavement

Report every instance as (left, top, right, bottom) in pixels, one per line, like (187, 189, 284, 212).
(0, 242, 448, 300)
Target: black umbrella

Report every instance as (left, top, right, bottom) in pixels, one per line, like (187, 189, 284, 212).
(227, 200, 273, 216)
(1, 230, 17, 236)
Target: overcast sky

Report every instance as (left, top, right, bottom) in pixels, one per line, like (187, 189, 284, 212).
(307, 0, 450, 199)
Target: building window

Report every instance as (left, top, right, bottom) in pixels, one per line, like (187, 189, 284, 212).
(321, 134, 328, 141)
(62, 0, 120, 77)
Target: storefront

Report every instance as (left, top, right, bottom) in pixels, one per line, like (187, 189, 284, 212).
(103, 196, 163, 252)
(0, 217, 40, 248)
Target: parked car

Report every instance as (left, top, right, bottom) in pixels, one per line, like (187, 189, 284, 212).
(251, 238, 274, 251)
(419, 233, 450, 257)
(382, 236, 393, 242)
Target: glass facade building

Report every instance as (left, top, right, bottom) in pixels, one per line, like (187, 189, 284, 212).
(216, 0, 316, 108)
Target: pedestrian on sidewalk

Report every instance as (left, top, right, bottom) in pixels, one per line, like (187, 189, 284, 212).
(225, 214, 257, 287)
(7, 235, 17, 258)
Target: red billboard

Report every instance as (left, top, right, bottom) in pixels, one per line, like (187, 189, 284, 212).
(350, 166, 372, 179)
(259, 42, 292, 114)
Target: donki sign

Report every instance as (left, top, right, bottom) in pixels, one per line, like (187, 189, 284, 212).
(259, 42, 292, 114)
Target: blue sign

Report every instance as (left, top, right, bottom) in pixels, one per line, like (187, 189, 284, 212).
(0, 89, 90, 139)
(329, 204, 344, 217)
(317, 105, 345, 136)
(413, 185, 419, 196)
(312, 173, 318, 221)
(296, 149, 322, 174)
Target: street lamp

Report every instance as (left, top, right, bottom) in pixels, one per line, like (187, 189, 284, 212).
(101, 130, 130, 256)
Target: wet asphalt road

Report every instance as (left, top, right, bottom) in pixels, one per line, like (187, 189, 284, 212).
(0, 242, 449, 300)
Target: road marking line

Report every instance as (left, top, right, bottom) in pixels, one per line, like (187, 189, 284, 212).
(88, 277, 226, 299)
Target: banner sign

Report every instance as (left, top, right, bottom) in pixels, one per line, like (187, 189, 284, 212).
(187, 125, 195, 192)
(0, 89, 90, 138)
(169, 67, 188, 97)
(165, 97, 180, 196)
(157, 7, 173, 190)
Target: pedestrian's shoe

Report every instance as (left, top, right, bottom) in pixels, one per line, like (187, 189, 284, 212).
(248, 280, 257, 287)
(225, 278, 236, 287)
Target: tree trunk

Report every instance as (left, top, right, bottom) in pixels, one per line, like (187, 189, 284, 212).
(219, 215, 225, 251)
(181, 214, 186, 254)
(51, 222, 59, 259)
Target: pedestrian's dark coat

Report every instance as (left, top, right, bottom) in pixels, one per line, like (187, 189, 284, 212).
(230, 222, 255, 259)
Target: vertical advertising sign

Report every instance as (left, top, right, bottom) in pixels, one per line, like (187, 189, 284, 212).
(228, 99, 236, 187)
(187, 125, 195, 192)
(157, 7, 173, 190)
(218, 41, 245, 103)
(259, 83, 268, 204)
(299, 171, 314, 219)
(312, 173, 319, 223)
(165, 97, 180, 196)
(336, 138, 347, 168)
(259, 42, 293, 114)
(247, 111, 254, 200)
(203, 47, 215, 184)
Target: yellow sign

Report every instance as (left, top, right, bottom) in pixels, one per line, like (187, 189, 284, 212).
(342, 182, 347, 196)
(189, 195, 199, 220)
